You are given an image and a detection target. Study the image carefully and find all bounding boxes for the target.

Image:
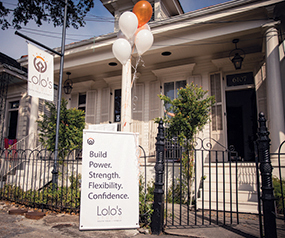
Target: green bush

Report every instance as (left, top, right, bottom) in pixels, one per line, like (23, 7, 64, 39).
(1, 174, 155, 228)
(139, 175, 154, 228)
(272, 176, 285, 214)
(37, 99, 85, 156)
(1, 174, 81, 211)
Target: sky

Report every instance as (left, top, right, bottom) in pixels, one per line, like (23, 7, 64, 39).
(0, 0, 229, 60)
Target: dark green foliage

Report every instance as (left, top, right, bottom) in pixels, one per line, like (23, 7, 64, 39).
(272, 176, 285, 214)
(37, 99, 85, 153)
(2, 174, 154, 225)
(139, 175, 154, 228)
(0, 0, 94, 30)
(156, 82, 215, 147)
(2, 175, 81, 212)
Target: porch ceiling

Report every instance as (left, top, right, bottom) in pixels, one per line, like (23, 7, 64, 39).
(55, 27, 263, 84)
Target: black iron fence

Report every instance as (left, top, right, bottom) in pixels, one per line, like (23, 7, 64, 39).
(0, 146, 151, 224)
(0, 148, 82, 212)
(1, 115, 284, 236)
(164, 136, 244, 228)
(152, 114, 284, 237)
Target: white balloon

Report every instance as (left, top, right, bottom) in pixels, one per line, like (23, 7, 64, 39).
(119, 12, 138, 40)
(112, 38, 132, 65)
(135, 29, 154, 56)
(117, 30, 135, 46)
(133, 24, 150, 43)
(136, 23, 151, 33)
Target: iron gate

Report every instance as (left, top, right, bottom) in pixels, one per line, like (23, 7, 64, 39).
(152, 113, 284, 237)
(163, 137, 252, 228)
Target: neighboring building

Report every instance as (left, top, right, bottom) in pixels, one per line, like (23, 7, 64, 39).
(0, 53, 28, 149)
(0, 53, 57, 150)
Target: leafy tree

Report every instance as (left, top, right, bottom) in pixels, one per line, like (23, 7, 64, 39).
(0, 0, 94, 30)
(157, 82, 215, 146)
(156, 82, 215, 203)
(37, 99, 85, 152)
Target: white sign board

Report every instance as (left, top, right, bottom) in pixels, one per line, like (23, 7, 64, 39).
(88, 123, 117, 132)
(28, 43, 54, 101)
(80, 130, 139, 230)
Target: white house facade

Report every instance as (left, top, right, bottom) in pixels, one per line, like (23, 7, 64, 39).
(24, 0, 284, 161)
(1, 0, 283, 161)
(1, 0, 285, 214)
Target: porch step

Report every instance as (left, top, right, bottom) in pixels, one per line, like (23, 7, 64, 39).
(196, 163, 260, 214)
(200, 180, 258, 191)
(198, 189, 259, 203)
(197, 199, 260, 213)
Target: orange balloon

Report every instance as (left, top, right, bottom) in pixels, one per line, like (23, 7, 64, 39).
(133, 1, 153, 28)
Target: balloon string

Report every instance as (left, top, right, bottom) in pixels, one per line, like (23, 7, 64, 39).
(131, 55, 141, 87)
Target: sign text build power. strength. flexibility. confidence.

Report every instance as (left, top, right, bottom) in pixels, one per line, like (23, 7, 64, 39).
(80, 131, 139, 230)
(87, 153, 127, 200)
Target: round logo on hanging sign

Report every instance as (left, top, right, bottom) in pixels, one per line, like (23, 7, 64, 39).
(33, 55, 47, 73)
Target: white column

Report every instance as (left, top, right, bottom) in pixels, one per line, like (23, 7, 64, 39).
(28, 96, 39, 149)
(121, 59, 132, 132)
(265, 25, 285, 153)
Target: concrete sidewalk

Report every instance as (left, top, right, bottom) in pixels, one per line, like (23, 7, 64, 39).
(1, 201, 285, 237)
(164, 203, 285, 238)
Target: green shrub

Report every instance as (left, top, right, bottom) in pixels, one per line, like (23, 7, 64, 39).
(139, 175, 154, 228)
(272, 176, 285, 214)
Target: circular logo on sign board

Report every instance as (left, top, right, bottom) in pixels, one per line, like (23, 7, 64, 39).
(87, 138, 95, 145)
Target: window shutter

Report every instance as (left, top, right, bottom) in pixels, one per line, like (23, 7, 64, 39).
(38, 99, 44, 115)
(86, 90, 96, 124)
(53, 86, 58, 107)
(101, 88, 110, 123)
(149, 81, 160, 120)
(210, 73, 225, 148)
(131, 84, 144, 146)
(132, 84, 144, 121)
(210, 73, 223, 131)
(70, 93, 78, 109)
(38, 98, 51, 119)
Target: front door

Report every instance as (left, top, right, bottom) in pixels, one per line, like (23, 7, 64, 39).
(226, 89, 257, 161)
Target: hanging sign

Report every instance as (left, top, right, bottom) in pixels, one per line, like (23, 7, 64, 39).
(28, 43, 54, 101)
(80, 130, 139, 230)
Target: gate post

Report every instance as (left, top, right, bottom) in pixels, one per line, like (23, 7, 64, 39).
(257, 112, 277, 238)
(151, 119, 165, 235)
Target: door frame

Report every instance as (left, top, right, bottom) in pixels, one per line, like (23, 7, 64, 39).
(224, 76, 257, 160)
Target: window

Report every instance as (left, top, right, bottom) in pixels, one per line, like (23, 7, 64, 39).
(210, 73, 223, 131)
(114, 89, 121, 122)
(39, 84, 58, 118)
(8, 100, 19, 139)
(78, 93, 86, 112)
(164, 80, 186, 112)
(70, 91, 97, 124)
